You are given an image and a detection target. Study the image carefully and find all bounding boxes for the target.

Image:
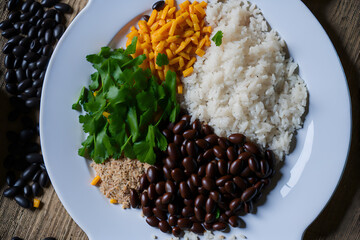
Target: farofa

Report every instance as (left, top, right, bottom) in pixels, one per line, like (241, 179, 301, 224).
(91, 158, 150, 208)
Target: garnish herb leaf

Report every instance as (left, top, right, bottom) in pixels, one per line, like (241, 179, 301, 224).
(211, 30, 223, 46)
(73, 41, 179, 164)
(156, 53, 169, 67)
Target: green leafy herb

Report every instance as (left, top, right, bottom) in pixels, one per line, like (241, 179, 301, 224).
(211, 31, 223, 46)
(156, 53, 169, 67)
(215, 208, 221, 220)
(73, 40, 180, 164)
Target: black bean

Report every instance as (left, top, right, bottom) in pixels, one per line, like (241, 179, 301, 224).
(7, 0, 20, 11)
(38, 27, 46, 38)
(45, 28, 54, 44)
(39, 70, 46, 80)
(26, 153, 43, 163)
(8, 11, 21, 22)
(35, 8, 44, 18)
(24, 51, 40, 62)
(39, 37, 46, 45)
(6, 83, 17, 94)
(19, 37, 31, 49)
(142, 15, 150, 22)
(20, 12, 32, 21)
(6, 171, 16, 187)
(17, 79, 32, 92)
(14, 178, 26, 187)
(22, 163, 39, 181)
(54, 3, 72, 13)
(42, 44, 53, 56)
(29, 1, 41, 15)
(32, 69, 42, 79)
(42, 18, 55, 29)
(13, 57, 21, 68)
(55, 12, 63, 23)
(13, 22, 21, 30)
(3, 186, 20, 198)
(32, 182, 42, 196)
(23, 185, 32, 197)
(7, 36, 22, 46)
(26, 68, 32, 79)
(36, 18, 43, 27)
(21, 59, 29, 69)
(12, 46, 26, 57)
(28, 26, 39, 38)
(21, 0, 34, 12)
(15, 195, 31, 208)
(2, 28, 19, 39)
(39, 171, 49, 187)
(53, 24, 64, 39)
(5, 69, 16, 83)
(32, 169, 42, 182)
(0, 19, 12, 30)
(29, 16, 39, 25)
(2, 42, 15, 54)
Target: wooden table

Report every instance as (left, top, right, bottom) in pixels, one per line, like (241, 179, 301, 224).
(0, 0, 359, 239)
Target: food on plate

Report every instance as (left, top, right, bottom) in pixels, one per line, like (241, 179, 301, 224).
(182, 0, 308, 160)
(72, 0, 308, 237)
(126, 0, 212, 85)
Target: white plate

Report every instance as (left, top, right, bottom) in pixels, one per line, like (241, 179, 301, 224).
(39, 0, 351, 239)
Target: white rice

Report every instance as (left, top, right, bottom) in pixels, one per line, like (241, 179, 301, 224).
(182, 0, 308, 160)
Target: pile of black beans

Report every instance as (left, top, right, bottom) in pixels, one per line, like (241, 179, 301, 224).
(129, 114, 275, 237)
(1, 0, 71, 210)
(1, 0, 71, 107)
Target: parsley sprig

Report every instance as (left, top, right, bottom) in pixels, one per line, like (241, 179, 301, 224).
(212, 31, 223, 46)
(73, 37, 180, 164)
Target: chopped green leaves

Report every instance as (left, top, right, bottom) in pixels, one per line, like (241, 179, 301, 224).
(156, 53, 169, 67)
(212, 30, 223, 46)
(73, 41, 180, 164)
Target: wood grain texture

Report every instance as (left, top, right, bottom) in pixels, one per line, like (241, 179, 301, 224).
(0, 0, 359, 239)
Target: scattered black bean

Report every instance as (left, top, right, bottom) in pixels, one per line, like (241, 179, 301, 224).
(15, 195, 31, 208)
(32, 182, 42, 196)
(39, 170, 49, 187)
(54, 3, 71, 13)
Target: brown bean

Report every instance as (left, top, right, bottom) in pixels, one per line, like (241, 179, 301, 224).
(155, 181, 165, 195)
(244, 201, 253, 213)
(230, 159, 244, 175)
(203, 222, 213, 230)
(161, 192, 174, 204)
(218, 214, 228, 223)
(190, 173, 201, 187)
(226, 146, 237, 161)
(248, 156, 259, 172)
(169, 215, 178, 226)
(195, 194, 206, 208)
(205, 213, 216, 223)
(261, 178, 271, 186)
(130, 189, 140, 208)
(173, 120, 187, 134)
(238, 151, 252, 161)
(202, 124, 213, 135)
(213, 146, 226, 158)
(198, 186, 208, 195)
(238, 147, 245, 155)
(141, 192, 150, 207)
(174, 134, 184, 146)
(186, 140, 197, 157)
(159, 220, 171, 233)
(217, 159, 227, 176)
(162, 129, 173, 141)
(142, 206, 153, 217)
(165, 157, 176, 169)
(265, 149, 275, 168)
(168, 143, 181, 161)
(140, 173, 149, 191)
(192, 119, 201, 131)
(187, 178, 197, 194)
(181, 114, 191, 123)
(229, 198, 242, 212)
(224, 181, 236, 194)
(177, 218, 192, 229)
(240, 166, 252, 178)
(228, 133, 245, 144)
(228, 216, 239, 227)
(146, 216, 159, 227)
(194, 207, 205, 221)
(153, 207, 167, 220)
(171, 168, 185, 183)
(241, 186, 257, 202)
(216, 175, 232, 186)
(163, 166, 172, 180)
(205, 197, 216, 213)
(181, 144, 188, 156)
(183, 129, 197, 140)
(209, 191, 222, 203)
(197, 154, 206, 165)
(147, 166, 158, 183)
(179, 181, 192, 199)
(147, 184, 157, 200)
(254, 181, 264, 191)
(182, 157, 197, 173)
(206, 162, 217, 178)
(155, 198, 167, 211)
(260, 159, 270, 176)
(217, 137, 229, 149)
(182, 206, 194, 217)
(191, 222, 205, 234)
(197, 165, 206, 178)
(204, 134, 218, 145)
(184, 198, 194, 207)
(203, 148, 214, 160)
(195, 139, 209, 149)
(213, 222, 228, 231)
(168, 203, 178, 215)
(233, 176, 247, 191)
(202, 177, 216, 191)
(244, 141, 260, 155)
(247, 177, 257, 185)
(172, 226, 181, 237)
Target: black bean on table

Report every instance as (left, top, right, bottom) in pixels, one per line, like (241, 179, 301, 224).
(23, 86, 37, 98)
(0, 19, 12, 30)
(42, 18, 56, 29)
(39, 37, 46, 45)
(54, 11, 63, 23)
(23, 184, 32, 198)
(7, 0, 20, 11)
(2, 42, 15, 55)
(6, 171, 16, 187)
(45, 28, 54, 44)
(29, 1, 41, 15)
(35, 8, 45, 18)
(19, 37, 31, 48)
(26, 152, 43, 163)
(8, 11, 21, 23)
(13, 177, 26, 188)
(5, 69, 16, 83)
(32, 182, 42, 196)
(3, 186, 20, 198)
(2, 28, 19, 39)
(13, 22, 21, 30)
(38, 27, 46, 38)
(32, 69, 42, 79)
(28, 26, 39, 38)
(26, 68, 33, 79)
(43, 9, 57, 18)
(15, 195, 31, 208)
(53, 23, 64, 39)
(24, 142, 41, 154)
(23, 51, 39, 62)
(21, 0, 33, 12)
(20, 12, 33, 21)
(18, 79, 32, 92)
(6, 83, 18, 94)
(12, 45, 26, 57)
(21, 163, 39, 180)
(29, 15, 39, 25)
(32, 169, 42, 182)
(39, 170, 49, 187)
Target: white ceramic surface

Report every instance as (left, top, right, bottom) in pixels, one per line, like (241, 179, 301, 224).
(39, 0, 351, 239)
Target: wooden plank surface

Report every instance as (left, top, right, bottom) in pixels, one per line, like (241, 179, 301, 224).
(0, 0, 359, 239)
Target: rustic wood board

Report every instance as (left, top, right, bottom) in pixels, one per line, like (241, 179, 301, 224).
(0, 0, 359, 239)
